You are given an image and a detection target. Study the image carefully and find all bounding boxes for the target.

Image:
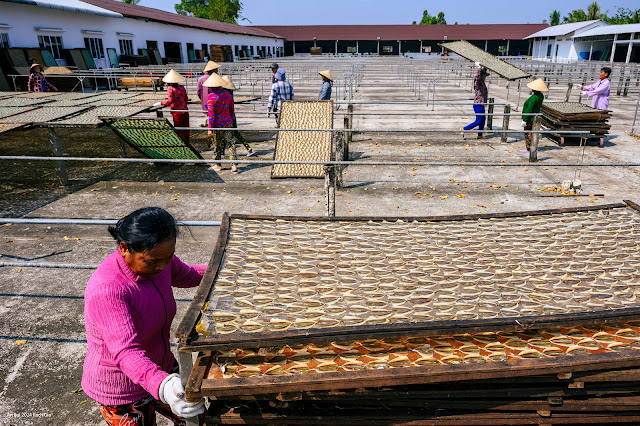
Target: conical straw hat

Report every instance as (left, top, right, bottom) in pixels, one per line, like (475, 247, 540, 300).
(318, 70, 333, 81)
(203, 60, 221, 73)
(202, 72, 226, 88)
(221, 75, 236, 91)
(527, 78, 548, 92)
(162, 69, 185, 84)
(29, 62, 42, 72)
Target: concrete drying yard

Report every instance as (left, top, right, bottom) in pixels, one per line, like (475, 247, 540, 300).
(0, 56, 639, 424)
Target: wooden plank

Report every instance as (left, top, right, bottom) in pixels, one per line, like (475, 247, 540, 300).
(193, 351, 640, 397)
(176, 212, 230, 340)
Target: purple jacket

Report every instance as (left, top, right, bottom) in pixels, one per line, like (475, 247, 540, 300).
(583, 78, 610, 110)
(82, 250, 206, 405)
(197, 73, 212, 112)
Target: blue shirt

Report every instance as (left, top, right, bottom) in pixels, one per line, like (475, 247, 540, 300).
(318, 81, 332, 100)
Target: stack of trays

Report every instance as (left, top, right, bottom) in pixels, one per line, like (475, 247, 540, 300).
(541, 102, 611, 137)
(178, 202, 640, 424)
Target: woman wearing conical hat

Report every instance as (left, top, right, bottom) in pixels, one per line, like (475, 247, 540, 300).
(204, 72, 241, 172)
(197, 61, 221, 125)
(27, 63, 57, 92)
(221, 75, 255, 157)
(520, 78, 548, 153)
(318, 70, 332, 101)
(160, 69, 190, 143)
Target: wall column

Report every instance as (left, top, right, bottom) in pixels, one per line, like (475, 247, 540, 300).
(292, 41, 296, 55)
(506, 39, 510, 56)
(625, 34, 635, 63)
(484, 40, 488, 51)
(610, 34, 618, 63)
(398, 40, 402, 55)
(335, 40, 338, 55)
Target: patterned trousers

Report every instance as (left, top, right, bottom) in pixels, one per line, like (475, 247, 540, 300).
(523, 121, 533, 150)
(211, 128, 238, 165)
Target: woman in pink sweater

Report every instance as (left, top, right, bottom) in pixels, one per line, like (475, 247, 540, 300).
(82, 207, 206, 425)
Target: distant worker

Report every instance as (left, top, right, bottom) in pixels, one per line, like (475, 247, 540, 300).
(520, 78, 548, 153)
(267, 69, 294, 124)
(221, 75, 255, 157)
(462, 62, 489, 139)
(318, 70, 333, 100)
(197, 61, 221, 126)
(27, 62, 57, 92)
(582, 67, 611, 110)
(204, 72, 241, 172)
(270, 62, 279, 83)
(160, 69, 190, 143)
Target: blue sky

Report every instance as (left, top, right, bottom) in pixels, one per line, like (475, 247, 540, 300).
(148, 0, 639, 25)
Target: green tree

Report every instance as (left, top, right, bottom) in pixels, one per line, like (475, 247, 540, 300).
(605, 7, 640, 24)
(122, 0, 141, 4)
(175, 0, 246, 24)
(418, 10, 447, 25)
(586, 2, 607, 20)
(549, 10, 561, 26)
(563, 9, 588, 23)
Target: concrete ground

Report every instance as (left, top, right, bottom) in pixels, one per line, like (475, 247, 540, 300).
(0, 57, 639, 425)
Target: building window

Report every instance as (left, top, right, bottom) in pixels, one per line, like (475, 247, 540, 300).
(0, 33, 9, 48)
(38, 35, 63, 59)
(382, 45, 393, 53)
(234, 45, 239, 57)
(119, 39, 134, 56)
(84, 37, 105, 59)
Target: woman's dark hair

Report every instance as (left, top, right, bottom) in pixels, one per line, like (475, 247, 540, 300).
(601, 67, 612, 77)
(108, 207, 177, 253)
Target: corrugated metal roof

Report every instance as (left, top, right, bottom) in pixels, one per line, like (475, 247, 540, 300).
(574, 23, 640, 38)
(2, 0, 122, 18)
(79, 0, 284, 39)
(524, 20, 603, 39)
(254, 24, 549, 42)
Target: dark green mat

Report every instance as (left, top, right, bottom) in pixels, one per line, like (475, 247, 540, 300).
(104, 117, 203, 160)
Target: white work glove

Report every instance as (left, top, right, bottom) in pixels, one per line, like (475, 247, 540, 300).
(159, 373, 205, 418)
(580, 91, 587, 96)
(521, 120, 527, 127)
(474, 61, 481, 68)
(152, 102, 162, 107)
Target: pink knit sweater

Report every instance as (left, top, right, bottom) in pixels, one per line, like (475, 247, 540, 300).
(82, 250, 206, 406)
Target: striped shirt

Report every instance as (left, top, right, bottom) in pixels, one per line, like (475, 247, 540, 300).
(207, 88, 235, 128)
(268, 80, 294, 111)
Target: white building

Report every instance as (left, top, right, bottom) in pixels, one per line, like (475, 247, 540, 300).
(525, 20, 640, 63)
(573, 23, 640, 64)
(525, 21, 606, 62)
(0, 0, 285, 68)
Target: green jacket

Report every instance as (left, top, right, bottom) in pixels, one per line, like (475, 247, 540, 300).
(522, 91, 544, 122)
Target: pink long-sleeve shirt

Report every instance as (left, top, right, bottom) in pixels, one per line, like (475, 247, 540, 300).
(82, 250, 206, 406)
(583, 78, 610, 110)
(197, 73, 212, 112)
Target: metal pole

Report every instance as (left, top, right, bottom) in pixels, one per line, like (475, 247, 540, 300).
(631, 93, 640, 136)
(565, 83, 573, 102)
(347, 103, 354, 143)
(487, 97, 494, 130)
(333, 132, 345, 190)
(529, 116, 541, 163)
(47, 128, 69, 187)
